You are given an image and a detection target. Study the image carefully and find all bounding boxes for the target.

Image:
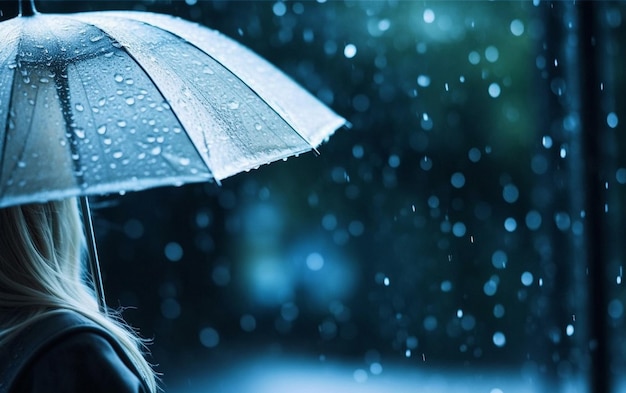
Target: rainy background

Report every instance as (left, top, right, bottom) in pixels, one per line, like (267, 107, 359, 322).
(3, 1, 626, 392)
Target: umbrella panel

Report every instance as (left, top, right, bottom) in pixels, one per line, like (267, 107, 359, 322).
(71, 13, 317, 180)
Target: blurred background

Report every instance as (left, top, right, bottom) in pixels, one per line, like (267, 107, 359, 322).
(2, 1, 625, 392)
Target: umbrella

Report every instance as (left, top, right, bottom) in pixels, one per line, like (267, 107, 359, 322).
(0, 0, 345, 310)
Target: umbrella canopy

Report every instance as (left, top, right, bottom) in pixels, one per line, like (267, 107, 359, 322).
(0, 6, 345, 208)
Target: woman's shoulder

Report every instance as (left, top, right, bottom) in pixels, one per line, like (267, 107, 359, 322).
(4, 310, 148, 393)
(12, 331, 147, 392)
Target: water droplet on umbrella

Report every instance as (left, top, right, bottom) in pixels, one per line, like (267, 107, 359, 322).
(151, 146, 162, 155)
(75, 103, 84, 112)
(255, 123, 263, 131)
(17, 161, 26, 168)
(114, 74, 124, 83)
(117, 120, 127, 128)
(97, 125, 107, 135)
(125, 97, 135, 105)
(74, 129, 86, 139)
(113, 151, 123, 159)
(90, 35, 104, 42)
(203, 66, 214, 74)
(179, 158, 191, 166)
(228, 101, 240, 110)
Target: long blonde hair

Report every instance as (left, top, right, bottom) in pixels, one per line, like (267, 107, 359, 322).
(0, 198, 157, 392)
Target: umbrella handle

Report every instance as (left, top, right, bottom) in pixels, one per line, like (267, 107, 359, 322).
(79, 196, 108, 315)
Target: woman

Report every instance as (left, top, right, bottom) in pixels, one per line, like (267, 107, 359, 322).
(0, 199, 157, 392)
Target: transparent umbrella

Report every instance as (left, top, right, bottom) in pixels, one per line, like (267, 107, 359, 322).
(0, 1, 345, 309)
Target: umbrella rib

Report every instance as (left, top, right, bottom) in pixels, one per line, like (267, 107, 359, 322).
(53, 66, 85, 187)
(0, 72, 17, 196)
(0, 24, 23, 196)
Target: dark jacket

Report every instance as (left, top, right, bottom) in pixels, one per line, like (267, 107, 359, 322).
(1, 310, 150, 393)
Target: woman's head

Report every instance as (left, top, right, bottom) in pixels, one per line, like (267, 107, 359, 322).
(0, 198, 93, 309)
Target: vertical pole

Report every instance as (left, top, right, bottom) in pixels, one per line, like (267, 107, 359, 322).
(578, 3, 609, 393)
(18, 0, 35, 16)
(79, 196, 108, 314)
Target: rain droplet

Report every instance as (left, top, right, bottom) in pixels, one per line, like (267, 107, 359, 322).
(492, 331, 506, 347)
(179, 157, 190, 166)
(74, 129, 86, 139)
(117, 120, 127, 128)
(151, 146, 162, 155)
(488, 83, 501, 98)
(97, 125, 107, 135)
(75, 103, 84, 112)
(114, 74, 124, 83)
(227, 101, 240, 110)
(113, 151, 123, 159)
(203, 66, 214, 75)
(125, 97, 135, 106)
(417, 75, 431, 87)
(423, 8, 435, 23)
(344, 43, 357, 59)
(17, 161, 26, 168)
(90, 35, 104, 42)
(542, 135, 553, 148)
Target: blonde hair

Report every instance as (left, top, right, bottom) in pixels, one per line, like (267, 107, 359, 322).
(0, 198, 157, 392)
